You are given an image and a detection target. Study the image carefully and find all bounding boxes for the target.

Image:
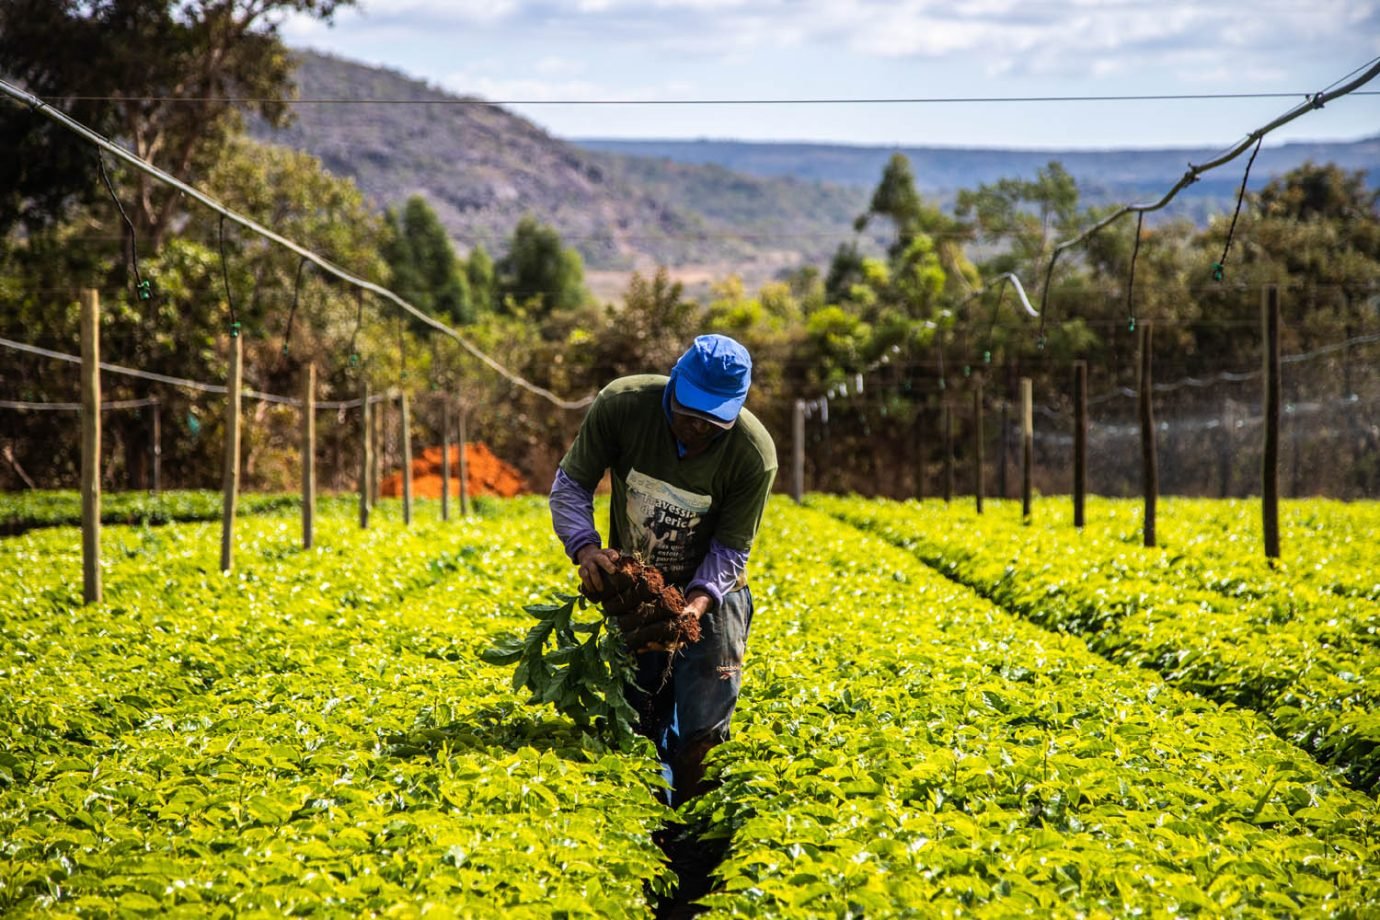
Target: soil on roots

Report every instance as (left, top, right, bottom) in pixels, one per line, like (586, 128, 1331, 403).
(584, 556, 702, 646)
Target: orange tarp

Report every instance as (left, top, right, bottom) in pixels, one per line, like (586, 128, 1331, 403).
(379, 442, 525, 499)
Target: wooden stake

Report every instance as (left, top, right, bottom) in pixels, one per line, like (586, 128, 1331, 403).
(1138, 322, 1158, 548)
(1073, 360, 1087, 528)
(914, 400, 925, 502)
(302, 363, 316, 550)
(80, 289, 102, 604)
(457, 402, 470, 516)
(220, 331, 242, 572)
(998, 401, 1009, 500)
(942, 397, 953, 503)
(441, 398, 451, 522)
(1021, 377, 1033, 521)
(1262, 285, 1281, 559)
(973, 377, 984, 513)
(150, 397, 161, 495)
(359, 382, 371, 529)
(371, 394, 382, 505)
(791, 398, 805, 502)
(401, 391, 413, 526)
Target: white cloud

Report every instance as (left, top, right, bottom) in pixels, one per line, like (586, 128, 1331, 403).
(533, 56, 585, 77)
(292, 0, 1377, 75)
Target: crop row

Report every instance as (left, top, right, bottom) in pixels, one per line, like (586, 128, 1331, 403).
(1003, 495, 1378, 603)
(1147, 497, 1380, 603)
(0, 500, 671, 917)
(0, 490, 303, 536)
(807, 494, 1380, 792)
(690, 503, 1380, 917)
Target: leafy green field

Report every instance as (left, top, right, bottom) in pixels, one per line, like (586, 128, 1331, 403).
(809, 495, 1380, 791)
(2, 495, 1378, 916)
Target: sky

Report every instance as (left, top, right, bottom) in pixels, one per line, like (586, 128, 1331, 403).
(280, 0, 1380, 151)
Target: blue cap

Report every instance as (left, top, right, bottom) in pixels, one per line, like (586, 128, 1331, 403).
(672, 334, 752, 423)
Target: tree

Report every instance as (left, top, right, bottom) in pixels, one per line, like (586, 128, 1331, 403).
(383, 196, 473, 325)
(495, 215, 588, 318)
(589, 268, 699, 378)
(0, 135, 389, 491)
(466, 244, 496, 315)
(856, 153, 977, 296)
(856, 154, 925, 252)
(0, 0, 354, 246)
(824, 242, 868, 307)
(955, 161, 1082, 276)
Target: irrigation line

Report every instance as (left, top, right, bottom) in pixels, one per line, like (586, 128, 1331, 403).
(0, 397, 156, 411)
(0, 78, 594, 412)
(59, 91, 1380, 106)
(1076, 332, 1380, 406)
(1036, 56, 1380, 329)
(0, 335, 386, 410)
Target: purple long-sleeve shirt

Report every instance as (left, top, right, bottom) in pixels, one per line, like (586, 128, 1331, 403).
(549, 468, 747, 607)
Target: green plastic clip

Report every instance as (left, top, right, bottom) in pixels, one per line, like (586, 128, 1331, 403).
(1036, 336, 1047, 352)
(136, 279, 151, 301)
(229, 321, 240, 339)
(1128, 317, 1136, 332)
(983, 350, 992, 365)
(1211, 262, 1225, 282)
(349, 353, 359, 367)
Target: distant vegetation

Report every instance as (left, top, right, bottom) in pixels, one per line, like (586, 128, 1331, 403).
(578, 136, 1380, 224)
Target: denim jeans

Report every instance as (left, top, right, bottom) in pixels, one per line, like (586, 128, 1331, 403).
(628, 586, 754, 807)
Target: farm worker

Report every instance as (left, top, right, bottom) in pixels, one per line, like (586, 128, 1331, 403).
(549, 333, 778, 806)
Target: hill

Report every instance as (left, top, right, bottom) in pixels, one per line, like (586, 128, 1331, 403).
(257, 51, 871, 292)
(577, 136, 1380, 207)
(263, 52, 1379, 291)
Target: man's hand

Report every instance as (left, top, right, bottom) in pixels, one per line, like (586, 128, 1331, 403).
(630, 590, 713, 653)
(574, 544, 619, 594)
(683, 591, 713, 621)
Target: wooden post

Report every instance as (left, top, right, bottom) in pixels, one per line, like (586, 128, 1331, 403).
(441, 398, 451, 522)
(80, 289, 102, 604)
(359, 383, 371, 529)
(1262, 285, 1281, 559)
(149, 397, 161, 495)
(457, 402, 470, 516)
(1073, 360, 1087, 528)
(371, 394, 382, 505)
(1000, 363, 1013, 499)
(914, 401, 926, 502)
(301, 363, 316, 550)
(1138, 322, 1158, 548)
(1021, 377, 1033, 521)
(942, 396, 953, 503)
(401, 391, 413, 526)
(220, 331, 242, 572)
(973, 377, 984, 513)
(791, 398, 805, 502)
(998, 401, 1009, 499)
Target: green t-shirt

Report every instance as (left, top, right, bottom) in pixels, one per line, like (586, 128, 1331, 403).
(558, 374, 778, 585)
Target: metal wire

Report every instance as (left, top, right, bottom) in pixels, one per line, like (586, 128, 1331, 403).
(56, 90, 1380, 106)
(1126, 212, 1144, 330)
(0, 77, 594, 410)
(0, 397, 156, 411)
(1036, 57, 1380, 316)
(96, 152, 147, 298)
(1214, 136, 1263, 281)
